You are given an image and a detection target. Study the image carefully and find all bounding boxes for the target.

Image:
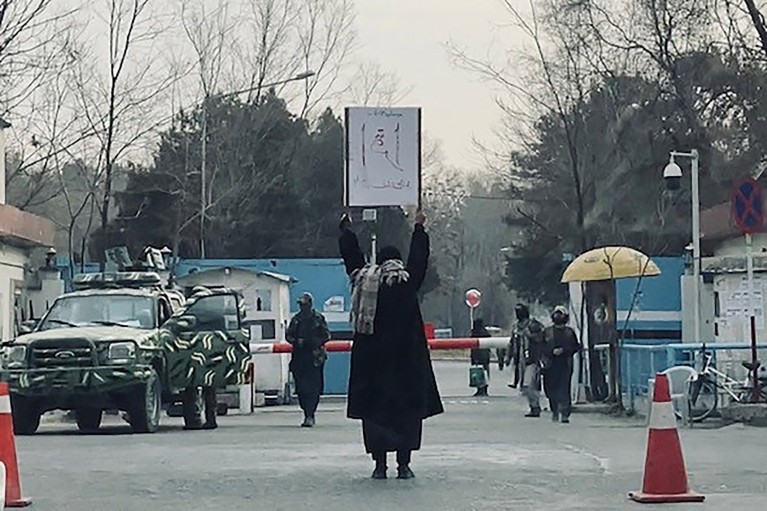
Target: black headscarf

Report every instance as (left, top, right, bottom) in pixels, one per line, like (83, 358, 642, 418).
(376, 245, 402, 264)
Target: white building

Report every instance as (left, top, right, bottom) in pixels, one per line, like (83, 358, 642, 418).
(699, 200, 767, 383)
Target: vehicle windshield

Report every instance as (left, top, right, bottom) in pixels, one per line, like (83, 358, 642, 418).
(38, 294, 156, 331)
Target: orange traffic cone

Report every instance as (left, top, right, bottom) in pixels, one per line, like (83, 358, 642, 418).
(0, 383, 31, 507)
(629, 373, 704, 504)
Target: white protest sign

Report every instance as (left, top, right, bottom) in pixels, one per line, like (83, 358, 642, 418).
(344, 107, 421, 207)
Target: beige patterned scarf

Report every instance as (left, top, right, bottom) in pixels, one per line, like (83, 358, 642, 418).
(350, 259, 410, 335)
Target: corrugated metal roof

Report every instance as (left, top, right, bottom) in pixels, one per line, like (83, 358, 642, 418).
(174, 266, 295, 283)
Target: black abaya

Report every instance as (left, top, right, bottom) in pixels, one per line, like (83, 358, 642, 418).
(340, 224, 443, 455)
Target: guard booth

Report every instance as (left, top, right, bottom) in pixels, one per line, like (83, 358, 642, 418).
(174, 267, 295, 408)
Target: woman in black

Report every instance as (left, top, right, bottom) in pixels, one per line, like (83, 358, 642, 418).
(543, 306, 582, 423)
(339, 211, 443, 480)
(470, 318, 491, 396)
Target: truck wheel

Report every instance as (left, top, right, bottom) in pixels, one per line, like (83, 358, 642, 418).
(128, 368, 161, 433)
(11, 395, 41, 435)
(75, 408, 103, 433)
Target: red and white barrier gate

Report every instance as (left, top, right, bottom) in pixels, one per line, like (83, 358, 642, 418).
(239, 337, 510, 413)
(249, 337, 510, 355)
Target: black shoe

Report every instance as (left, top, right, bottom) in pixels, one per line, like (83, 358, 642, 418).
(397, 465, 415, 480)
(371, 465, 387, 480)
(524, 409, 541, 418)
(183, 421, 203, 431)
(561, 418, 570, 424)
(202, 421, 218, 430)
(301, 416, 315, 427)
(551, 413, 559, 422)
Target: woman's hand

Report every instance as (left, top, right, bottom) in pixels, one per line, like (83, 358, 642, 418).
(339, 213, 352, 231)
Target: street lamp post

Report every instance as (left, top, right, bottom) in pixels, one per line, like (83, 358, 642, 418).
(198, 70, 315, 258)
(664, 149, 701, 344)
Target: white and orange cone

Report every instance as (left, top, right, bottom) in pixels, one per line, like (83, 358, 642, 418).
(629, 373, 705, 504)
(0, 383, 31, 507)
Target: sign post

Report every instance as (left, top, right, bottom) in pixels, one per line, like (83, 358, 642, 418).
(732, 177, 764, 402)
(465, 289, 481, 331)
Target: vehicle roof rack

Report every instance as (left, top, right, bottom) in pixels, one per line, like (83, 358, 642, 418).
(72, 271, 163, 290)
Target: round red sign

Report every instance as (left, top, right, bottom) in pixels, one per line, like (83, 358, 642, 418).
(465, 289, 482, 309)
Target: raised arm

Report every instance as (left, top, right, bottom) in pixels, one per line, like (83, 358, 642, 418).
(406, 215, 430, 291)
(338, 214, 366, 276)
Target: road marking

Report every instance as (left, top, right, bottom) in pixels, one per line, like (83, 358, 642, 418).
(563, 444, 611, 475)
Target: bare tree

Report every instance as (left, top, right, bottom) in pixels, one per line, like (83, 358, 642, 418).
(238, 0, 298, 104)
(68, 0, 180, 267)
(294, 0, 356, 117)
(0, 1, 87, 216)
(226, 0, 355, 116)
(737, 0, 767, 58)
(179, 0, 235, 98)
(451, 0, 597, 253)
(0, 0, 79, 115)
(177, 0, 238, 258)
(344, 61, 412, 107)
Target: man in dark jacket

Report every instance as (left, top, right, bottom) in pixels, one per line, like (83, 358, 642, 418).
(506, 304, 546, 417)
(543, 305, 582, 423)
(339, 210, 443, 481)
(287, 292, 330, 428)
(470, 318, 491, 396)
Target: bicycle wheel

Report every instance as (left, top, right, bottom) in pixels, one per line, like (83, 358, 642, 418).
(737, 385, 767, 403)
(688, 379, 717, 422)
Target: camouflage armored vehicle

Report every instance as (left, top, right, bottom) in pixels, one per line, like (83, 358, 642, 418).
(0, 272, 250, 435)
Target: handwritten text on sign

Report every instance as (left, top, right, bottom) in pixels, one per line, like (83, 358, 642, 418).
(345, 107, 421, 207)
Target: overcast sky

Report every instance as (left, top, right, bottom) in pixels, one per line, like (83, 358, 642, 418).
(50, 0, 524, 172)
(356, 1, 521, 171)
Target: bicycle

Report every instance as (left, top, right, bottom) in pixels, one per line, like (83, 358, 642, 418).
(688, 345, 767, 422)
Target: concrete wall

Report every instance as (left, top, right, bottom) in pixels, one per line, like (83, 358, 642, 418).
(0, 244, 28, 340)
(0, 128, 5, 204)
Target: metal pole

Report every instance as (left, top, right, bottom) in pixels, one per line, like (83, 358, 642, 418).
(691, 149, 701, 345)
(746, 233, 760, 402)
(200, 97, 208, 259)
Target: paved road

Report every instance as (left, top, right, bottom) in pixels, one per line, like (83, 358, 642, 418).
(14, 361, 767, 510)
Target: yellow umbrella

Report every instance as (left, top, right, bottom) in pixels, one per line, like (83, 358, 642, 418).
(561, 246, 661, 283)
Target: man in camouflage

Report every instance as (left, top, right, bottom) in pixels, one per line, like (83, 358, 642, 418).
(287, 292, 330, 427)
(181, 286, 220, 430)
(506, 303, 546, 418)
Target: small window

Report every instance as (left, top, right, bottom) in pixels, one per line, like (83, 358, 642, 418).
(185, 294, 240, 331)
(255, 289, 272, 312)
(249, 319, 276, 340)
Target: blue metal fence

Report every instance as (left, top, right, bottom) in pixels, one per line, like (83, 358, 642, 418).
(621, 342, 763, 410)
